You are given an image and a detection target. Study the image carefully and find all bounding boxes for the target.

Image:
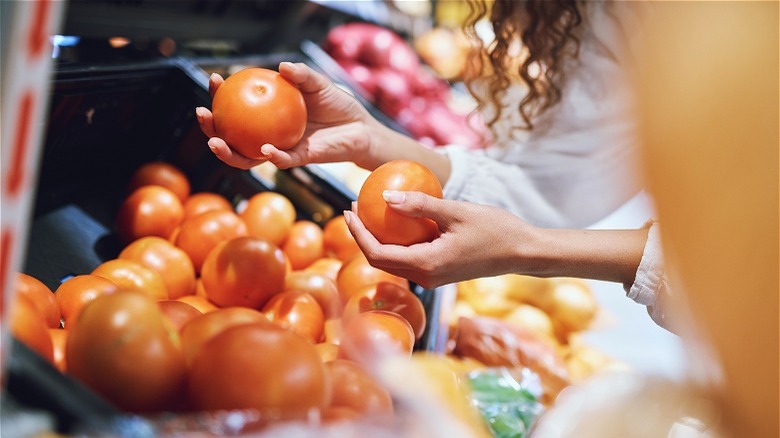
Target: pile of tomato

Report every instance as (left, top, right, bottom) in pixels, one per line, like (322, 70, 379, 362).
(8, 160, 429, 429)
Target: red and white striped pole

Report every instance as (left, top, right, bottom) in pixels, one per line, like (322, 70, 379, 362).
(1, 0, 66, 381)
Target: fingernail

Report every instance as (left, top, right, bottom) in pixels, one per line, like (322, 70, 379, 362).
(383, 190, 405, 204)
(280, 61, 295, 71)
(209, 73, 219, 81)
(343, 211, 351, 225)
(195, 107, 204, 124)
(260, 144, 272, 157)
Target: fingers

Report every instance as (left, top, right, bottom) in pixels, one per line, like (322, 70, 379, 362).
(207, 137, 266, 170)
(208, 73, 223, 97)
(382, 191, 454, 226)
(279, 62, 332, 94)
(196, 106, 217, 138)
(258, 143, 306, 169)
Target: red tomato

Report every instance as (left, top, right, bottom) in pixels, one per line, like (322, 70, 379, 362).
(305, 257, 343, 282)
(200, 236, 287, 309)
(127, 161, 191, 203)
(323, 215, 361, 261)
(342, 281, 427, 340)
(10, 295, 54, 363)
(66, 291, 186, 412)
(188, 323, 329, 417)
(338, 310, 415, 368)
(158, 300, 203, 332)
(357, 159, 442, 245)
(262, 290, 325, 344)
(182, 192, 233, 220)
(336, 252, 409, 303)
(174, 209, 248, 273)
(49, 328, 68, 373)
(211, 68, 307, 157)
(14, 273, 60, 328)
(239, 191, 296, 246)
(176, 295, 218, 314)
(325, 359, 394, 416)
(55, 274, 119, 328)
(119, 236, 196, 299)
(179, 307, 270, 365)
(115, 185, 185, 244)
(282, 220, 324, 270)
(91, 259, 169, 300)
(285, 271, 342, 318)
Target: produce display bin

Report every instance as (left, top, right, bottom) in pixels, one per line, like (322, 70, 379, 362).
(9, 54, 450, 435)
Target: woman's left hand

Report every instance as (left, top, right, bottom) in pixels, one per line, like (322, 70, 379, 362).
(344, 191, 541, 289)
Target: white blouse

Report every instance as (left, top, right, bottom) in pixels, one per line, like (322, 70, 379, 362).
(440, 2, 670, 330)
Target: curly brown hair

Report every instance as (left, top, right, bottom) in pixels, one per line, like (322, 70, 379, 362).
(463, 0, 584, 133)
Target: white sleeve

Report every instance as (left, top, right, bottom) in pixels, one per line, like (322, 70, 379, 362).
(624, 221, 674, 331)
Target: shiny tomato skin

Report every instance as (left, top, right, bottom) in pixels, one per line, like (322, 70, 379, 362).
(127, 161, 191, 203)
(188, 322, 329, 416)
(262, 290, 325, 344)
(179, 306, 270, 365)
(338, 310, 415, 368)
(158, 300, 203, 332)
(49, 328, 69, 373)
(174, 209, 248, 273)
(200, 236, 287, 309)
(305, 257, 343, 282)
(116, 185, 185, 245)
(325, 359, 394, 416)
(212, 68, 307, 157)
(66, 291, 186, 412)
(357, 159, 443, 246)
(182, 192, 233, 220)
(342, 281, 427, 340)
(91, 258, 169, 300)
(14, 273, 60, 329)
(285, 271, 342, 319)
(282, 220, 324, 270)
(176, 295, 218, 314)
(119, 236, 197, 299)
(239, 191, 296, 246)
(336, 252, 409, 303)
(10, 295, 55, 363)
(323, 215, 361, 261)
(55, 274, 119, 328)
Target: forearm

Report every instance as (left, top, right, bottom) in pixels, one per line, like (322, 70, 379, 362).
(357, 119, 452, 187)
(520, 226, 650, 286)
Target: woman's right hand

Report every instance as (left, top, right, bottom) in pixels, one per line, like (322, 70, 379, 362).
(196, 62, 378, 170)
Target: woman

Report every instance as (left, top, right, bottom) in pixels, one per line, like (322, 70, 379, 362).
(196, 1, 668, 328)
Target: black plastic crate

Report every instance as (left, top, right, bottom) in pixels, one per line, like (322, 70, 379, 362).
(9, 55, 448, 435)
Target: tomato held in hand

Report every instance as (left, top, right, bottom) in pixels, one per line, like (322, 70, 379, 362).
(357, 159, 442, 246)
(211, 68, 307, 158)
(66, 291, 186, 412)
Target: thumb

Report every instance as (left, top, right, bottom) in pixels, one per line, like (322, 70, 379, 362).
(382, 191, 454, 226)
